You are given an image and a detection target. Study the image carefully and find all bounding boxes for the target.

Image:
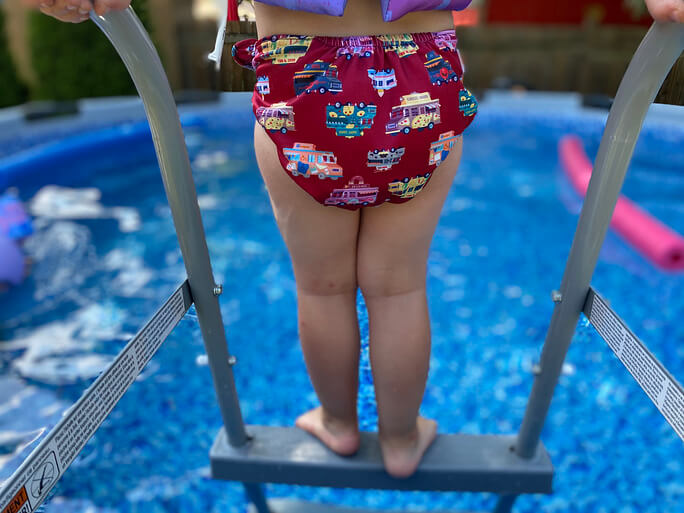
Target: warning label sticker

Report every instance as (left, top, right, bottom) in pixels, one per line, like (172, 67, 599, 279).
(588, 291, 684, 441)
(0, 282, 191, 513)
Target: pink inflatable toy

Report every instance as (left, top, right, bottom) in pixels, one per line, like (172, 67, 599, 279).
(559, 135, 684, 271)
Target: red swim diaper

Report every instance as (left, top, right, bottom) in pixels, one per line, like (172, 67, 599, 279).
(233, 30, 477, 209)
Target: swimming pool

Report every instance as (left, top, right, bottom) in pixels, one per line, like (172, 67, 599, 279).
(0, 92, 682, 513)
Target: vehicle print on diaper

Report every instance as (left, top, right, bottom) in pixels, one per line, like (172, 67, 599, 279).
(256, 76, 270, 97)
(260, 35, 313, 65)
(256, 103, 295, 133)
(424, 51, 459, 86)
(434, 30, 457, 52)
(294, 61, 343, 95)
(325, 176, 379, 206)
(367, 68, 397, 96)
(326, 102, 377, 138)
(459, 89, 478, 116)
(337, 36, 374, 59)
(283, 143, 343, 179)
(386, 92, 441, 135)
(429, 131, 460, 166)
(388, 173, 431, 199)
(367, 147, 405, 171)
(378, 34, 418, 58)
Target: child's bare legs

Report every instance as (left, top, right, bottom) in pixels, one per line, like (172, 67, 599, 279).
(357, 138, 463, 477)
(254, 124, 361, 455)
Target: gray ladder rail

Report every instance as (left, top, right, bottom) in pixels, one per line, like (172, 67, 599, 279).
(514, 19, 684, 462)
(211, 426, 553, 494)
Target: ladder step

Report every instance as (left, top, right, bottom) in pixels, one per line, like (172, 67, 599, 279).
(249, 498, 486, 513)
(210, 425, 553, 494)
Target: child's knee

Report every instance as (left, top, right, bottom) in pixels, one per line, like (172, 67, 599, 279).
(357, 260, 426, 299)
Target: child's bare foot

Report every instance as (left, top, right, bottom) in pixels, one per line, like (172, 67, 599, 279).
(379, 416, 437, 478)
(295, 406, 360, 456)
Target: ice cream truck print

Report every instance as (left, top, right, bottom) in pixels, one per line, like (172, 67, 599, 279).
(367, 68, 397, 96)
(256, 103, 295, 133)
(388, 174, 431, 199)
(424, 51, 459, 86)
(283, 143, 343, 179)
(378, 34, 418, 58)
(386, 92, 441, 135)
(337, 36, 374, 59)
(294, 61, 343, 95)
(325, 176, 379, 206)
(260, 35, 313, 64)
(429, 131, 460, 166)
(256, 76, 270, 96)
(367, 147, 405, 171)
(326, 102, 377, 138)
(459, 89, 478, 116)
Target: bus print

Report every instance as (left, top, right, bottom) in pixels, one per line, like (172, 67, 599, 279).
(260, 36, 313, 65)
(388, 174, 431, 199)
(325, 176, 379, 206)
(424, 51, 459, 86)
(459, 89, 478, 116)
(367, 68, 397, 96)
(294, 61, 343, 95)
(337, 36, 375, 59)
(256, 102, 295, 133)
(367, 147, 405, 171)
(385, 92, 441, 135)
(429, 131, 460, 166)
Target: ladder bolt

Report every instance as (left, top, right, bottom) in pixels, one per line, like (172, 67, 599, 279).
(213, 284, 223, 296)
(228, 355, 237, 366)
(532, 363, 542, 375)
(551, 290, 562, 303)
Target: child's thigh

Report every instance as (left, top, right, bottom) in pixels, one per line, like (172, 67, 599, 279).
(254, 123, 360, 292)
(357, 138, 463, 296)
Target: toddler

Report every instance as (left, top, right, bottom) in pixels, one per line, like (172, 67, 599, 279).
(30, 0, 683, 479)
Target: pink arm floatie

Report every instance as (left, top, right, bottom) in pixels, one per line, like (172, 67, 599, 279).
(254, 0, 473, 21)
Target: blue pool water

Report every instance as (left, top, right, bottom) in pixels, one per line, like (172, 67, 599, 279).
(0, 94, 682, 513)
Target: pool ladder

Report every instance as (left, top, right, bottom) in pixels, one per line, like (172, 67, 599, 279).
(1, 9, 681, 513)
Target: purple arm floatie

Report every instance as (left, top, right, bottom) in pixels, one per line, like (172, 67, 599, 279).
(254, 0, 472, 21)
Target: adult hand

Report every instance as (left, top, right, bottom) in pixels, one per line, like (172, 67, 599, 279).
(22, 0, 132, 23)
(644, 0, 684, 23)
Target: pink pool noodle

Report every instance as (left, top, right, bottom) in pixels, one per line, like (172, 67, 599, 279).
(559, 135, 684, 271)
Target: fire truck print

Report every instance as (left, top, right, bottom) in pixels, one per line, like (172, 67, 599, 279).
(367, 68, 397, 96)
(367, 147, 405, 171)
(325, 176, 379, 206)
(429, 131, 460, 166)
(388, 174, 431, 199)
(459, 88, 478, 116)
(256, 76, 270, 96)
(337, 36, 375, 59)
(260, 36, 313, 65)
(294, 60, 343, 95)
(283, 143, 343, 179)
(424, 51, 459, 86)
(378, 34, 418, 58)
(326, 102, 377, 138)
(385, 92, 441, 135)
(256, 102, 295, 133)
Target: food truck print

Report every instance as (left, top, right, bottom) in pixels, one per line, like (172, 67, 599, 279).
(256, 103, 295, 133)
(385, 92, 441, 135)
(378, 34, 418, 58)
(325, 176, 379, 206)
(283, 143, 343, 179)
(256, 76, 270, 96)
(428, 131, 460, 166)
(459, 89, 478, 116)
(388, 174, 431, 199)
(424, 51, 459, 86)
(434, 30, 457, 52)
(326, 102, 377, 138)
(337, 36, 374, 59)
(367, 147, 405, 171)
(367, 68, 397, 96)
(260, 35, 313, 64)
(294, 61, 343, 95)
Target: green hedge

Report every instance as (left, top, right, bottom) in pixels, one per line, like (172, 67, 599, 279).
(28, 2, 153, 101)
(0, 8, 28, 107)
